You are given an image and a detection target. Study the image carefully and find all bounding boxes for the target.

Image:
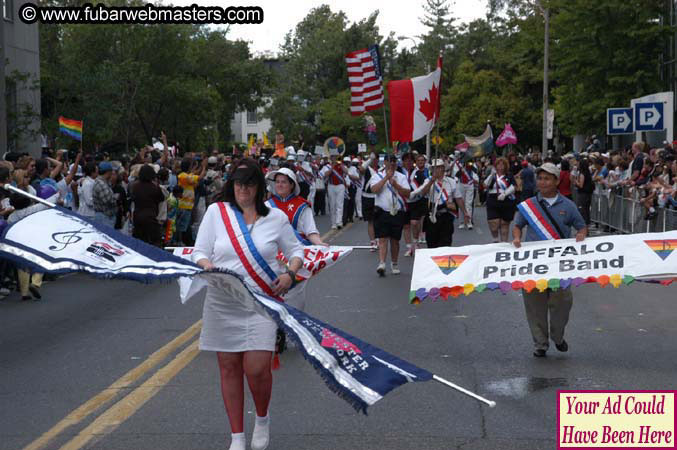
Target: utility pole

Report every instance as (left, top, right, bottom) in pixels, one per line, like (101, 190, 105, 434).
(542, 6, 550, 154)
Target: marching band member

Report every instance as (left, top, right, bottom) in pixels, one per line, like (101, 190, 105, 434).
(193, 158, 304, 450)
(400, 153, 417, 256)
(319, 155, 348, 230)
(359, 153, 379, 250)
(349, 158, 363, 220)
(406, 153, 430, 254)
(265, 167, 326, 311)
(512, 163, 587, 357)
(410, 159, 462, 248)
(483, 157, 517, 243)
(453, 158, 479, 229)
(369, 154, 410, 276)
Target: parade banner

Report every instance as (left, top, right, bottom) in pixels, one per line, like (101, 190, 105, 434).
(410, 232, 677, 303)
(0, 205, 440, 413)
(495, 123, 518, 147)
(172, 245, 353, 302)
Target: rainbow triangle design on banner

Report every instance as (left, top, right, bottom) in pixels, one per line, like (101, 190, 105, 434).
(431, 255, 468, 275)
(644, 239, 677, 261)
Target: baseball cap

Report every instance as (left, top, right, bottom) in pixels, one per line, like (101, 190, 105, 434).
(536, 162, 560, 180)
(431, 159, 445, 167)
(98, 161, 113, 174)
(208, 156, 218, 164)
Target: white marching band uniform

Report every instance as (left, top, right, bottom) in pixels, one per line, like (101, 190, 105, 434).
(320, 162, 347, 228)
(452, 160, 478, 225)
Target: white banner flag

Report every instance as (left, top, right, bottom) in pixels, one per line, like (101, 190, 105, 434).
(410, 232, 677, 303)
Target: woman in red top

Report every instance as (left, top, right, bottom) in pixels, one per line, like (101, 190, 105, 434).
(558, 159, 572, 199)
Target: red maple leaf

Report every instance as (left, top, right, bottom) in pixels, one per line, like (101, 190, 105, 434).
(419, 82, 439, 122)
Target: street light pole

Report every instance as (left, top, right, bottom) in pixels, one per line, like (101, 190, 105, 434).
(542, 6, 550, 154)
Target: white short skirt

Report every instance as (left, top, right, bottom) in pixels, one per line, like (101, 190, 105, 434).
(199, 286, 277, 353)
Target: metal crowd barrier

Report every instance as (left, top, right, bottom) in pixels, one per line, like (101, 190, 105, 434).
(589, 185, 677, 233)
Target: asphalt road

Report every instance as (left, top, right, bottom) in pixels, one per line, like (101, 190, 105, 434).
(1, 206, 676, 450)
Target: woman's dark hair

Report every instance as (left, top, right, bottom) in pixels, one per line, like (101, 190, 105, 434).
(560, 159, 570, 171)
(180, 157, 193, 173)
(138, 164, 157, 183)
(84, 161, 98, 176)
(157, 168, 169, 183)
(215, 157, 269, 216)
(0, 167, 9, 183)
(10, 193, 31, 210)
(578, 159, 591, 175)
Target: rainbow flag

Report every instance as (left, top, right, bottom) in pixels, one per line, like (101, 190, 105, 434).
(644, 239, 677, 261)
(431, 254, 468, 275)
(59, 116, 83, 141)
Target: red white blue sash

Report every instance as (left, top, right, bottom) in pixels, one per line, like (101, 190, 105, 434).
(217, 202, 283, 300)
(330, 167, 345, 185)
(374, 171, 407, 211)
(496, 175, 515, 200)
(433, 181, 458, 217)
(516, 197, 561, 240)
(409, 169, 429, 201)
(266, 196, 312, 246)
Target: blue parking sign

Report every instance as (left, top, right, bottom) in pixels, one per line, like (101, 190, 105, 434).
(634, 102, 664, 131)
(607, 108, 634, 135)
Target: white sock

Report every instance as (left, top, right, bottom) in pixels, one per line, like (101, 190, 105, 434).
(251, 415, 270, 450)
(229, 432, 245, 450)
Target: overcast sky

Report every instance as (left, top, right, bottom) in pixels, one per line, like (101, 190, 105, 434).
(172, 0, 488, 55)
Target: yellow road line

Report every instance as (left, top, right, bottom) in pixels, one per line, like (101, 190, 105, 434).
(23, 320, 202, 450)
(59, 340, 200, 450)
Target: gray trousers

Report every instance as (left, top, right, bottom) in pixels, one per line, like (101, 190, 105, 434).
(522, 288, 573, 351)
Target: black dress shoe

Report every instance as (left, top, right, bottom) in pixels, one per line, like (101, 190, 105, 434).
(555, 340, 568, 352)
(21, 295, 31, 301)
(29, 285, 41, 299)
(533, 349, 547, 357)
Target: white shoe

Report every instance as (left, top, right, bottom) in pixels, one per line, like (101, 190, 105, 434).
(376, 262, 386, 277)
(251, 415, 269, 450)
(391, 262, 401, 275)
(467, 223, 473, 230)
(0, 287, 10, 296)
(458, 223, 465, 229)
(229, 432, 245, 450)
(331, 225, 337, 230)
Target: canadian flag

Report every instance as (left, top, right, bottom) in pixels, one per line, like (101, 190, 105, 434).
(388, 57, 442, 143)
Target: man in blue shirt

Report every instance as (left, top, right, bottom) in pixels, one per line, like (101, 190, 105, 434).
(512, 163, 587, 357)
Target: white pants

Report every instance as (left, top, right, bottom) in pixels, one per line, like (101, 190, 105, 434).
(327, 184, 345, 227)
(459, 183, 474, 222)
(308, 185, 316, 210)
(355, 189, 363, 218)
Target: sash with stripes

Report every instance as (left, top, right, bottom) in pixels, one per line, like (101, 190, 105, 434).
(456, 162, 473, 185)
(433, 181, 458, 217)
(330, 167, 346, 186)
(216, 202, 283, 300)
(409, 168, 429, 201)
(516, 197, 562, 241)
(266, 196, 312, 246)
(496, 175, 515, 200)
(374, 171, 407, 211)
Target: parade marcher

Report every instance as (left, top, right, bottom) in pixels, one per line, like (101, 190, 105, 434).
(193, 158, 304, 450)
(410, 159, 461, 248)
(400, 152, 416, 256)
(350, 158, 363, 220)
(359, 153, 379, 250)
(483, 157, 517, 243)
(406, 153, 430, 254)
(313, 156, 327, 216)
(369, 154, 410, 276)
(512, 162, 587, 357)
(343, 156, 357, 224)
(453, 158, 478, 229)
(265, 167, 327, 311)
(320, 155, 347, 229)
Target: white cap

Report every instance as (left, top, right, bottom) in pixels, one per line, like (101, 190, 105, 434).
(286, 146, 296, 156)
(265, 167, 300, 196)
(431, 159, 445, 167)
(352, 158, 359, 163)
(343, 156, 351, 162)
(207, 156, 218, 164)
(286, 154, 296, 161)
(536, 162, 560, 180)
(297, 150, 306, 157)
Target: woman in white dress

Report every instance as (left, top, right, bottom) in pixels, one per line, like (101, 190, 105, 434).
(193, 158, 304, 450)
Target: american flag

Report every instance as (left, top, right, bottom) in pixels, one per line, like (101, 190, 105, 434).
(346, 45, 384, 116)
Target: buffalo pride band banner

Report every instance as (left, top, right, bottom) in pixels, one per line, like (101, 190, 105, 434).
(172, 245, 353, 302)
(0, 206, 435, 413)
(410, 232, 677, 303)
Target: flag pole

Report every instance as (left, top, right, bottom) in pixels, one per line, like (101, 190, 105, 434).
(433, 374, 497, 407)
(382, 106, 390, 154)
(1, 183, 56, 208)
